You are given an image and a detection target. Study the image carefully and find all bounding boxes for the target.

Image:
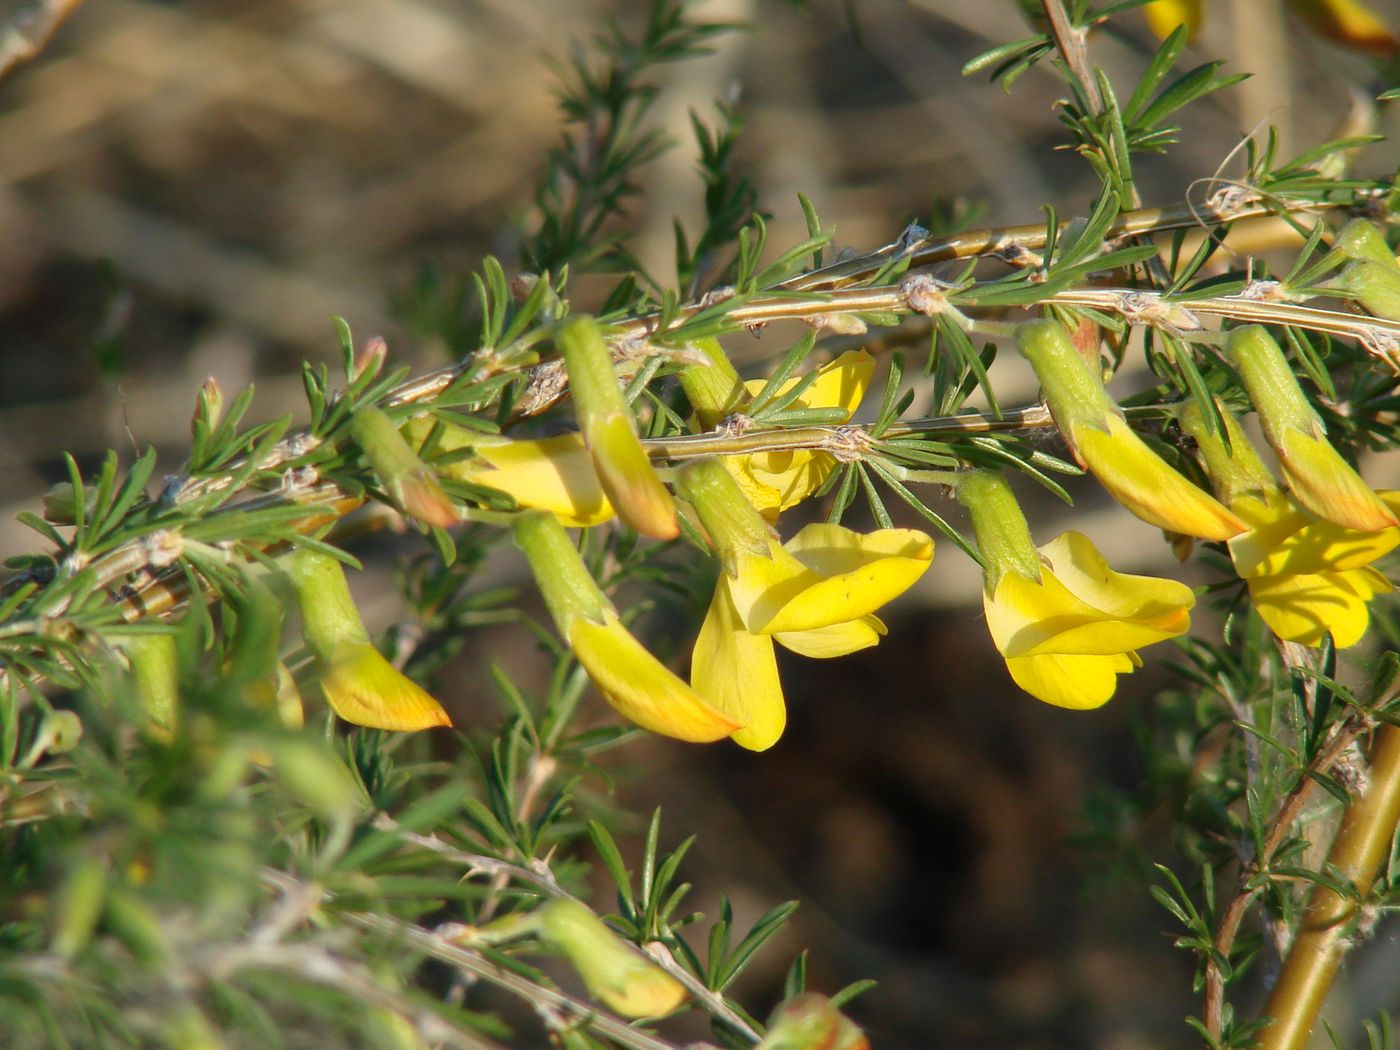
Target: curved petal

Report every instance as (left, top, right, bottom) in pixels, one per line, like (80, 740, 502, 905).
(1004, 650, 1132, 709)
(729, 351, 873, 515)
(1231, 490, 1400, 577)
(1228, 490, 1313, 576)
(751, 525, 933, 634)
(1247, 568, 1392, 648)
(742, 349, 875, 417)
(1277, 427, 1399, 532)
(690, 583, 786, 751)
(799, 349, 876, 416)
(460, 433, 614, 527)
(774, 615, 885, 658)
(585, 412, 679, 539)
(746, 449, 838, 513)
(320, 642, 452, 731)
(1074, 416, 1246, 540)
(723, 457, 785, 521)
(571, 613, 739, 743)
(1041, 532, 1197, 625)
(725, 544, 822, 632)
(986, 543, 1192, 659)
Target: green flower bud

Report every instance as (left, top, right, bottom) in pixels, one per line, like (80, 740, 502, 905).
(351, 405, 457, 529)
(537, 900, 686, 1018)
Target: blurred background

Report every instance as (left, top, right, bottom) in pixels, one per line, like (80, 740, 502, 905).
(2, 0, 1398, 1046)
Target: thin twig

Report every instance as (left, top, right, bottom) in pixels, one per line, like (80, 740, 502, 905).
(368, 814, 764, 1041)
(258, 869, 697, 1050)
(1041, 0, 1103, 115)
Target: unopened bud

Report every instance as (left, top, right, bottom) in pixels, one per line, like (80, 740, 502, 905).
(284, 549, 452, 731)
(757, 994, 870, 1050)
(351, 405, 458, 529)
(122, 633, 179, 739)
(263, 737, 359, 817)
(1338, 259, 1400, 320)
(1335, 219, 1399, 267)
(42, 482, 93, 525)
(52, 856, 107, 959)
(35, 709, 84, 758)
(807, 312, 868, 336)
(1018, 320, 1245, 540)
(510, 273, 539, 302)
(537, 900, 687, 1018)
(353, 336, 388, 383)
(191, 376, 224, 438)
(1227, 325, 1397, 531)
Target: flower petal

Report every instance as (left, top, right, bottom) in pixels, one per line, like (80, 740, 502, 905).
(798, 349, 876, 417)
(774, 615, 885, 658)
(1074, 416, 1246, 540)
(460, 433, 615, 527)
(1276, 427, 1399, 533)
(691, 583, 786, 751)
(1003, 651, 1133, 710)
(746, 525, 933, 635)
(1232, 491, 1400, 576)
(986, 535, 1192, 659)
(745, 449, 838, 514)
(1040, 532, 1197, 628)
(571, 613, 740, 743)
(743, 349, 875, 417)
(1247, 568, 1393, 648)
(1142, 0, 1202, 39)
(585, 412, 679, 539)
(730, 351, 874, 516)
(320, 642, 452, 731)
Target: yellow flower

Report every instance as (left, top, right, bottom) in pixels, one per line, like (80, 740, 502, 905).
(1228, 488, 1400, 647)
(1015, 320, 1245, 541)
(680, 460, 932, 750)
(569, 607, 741, 742)
(557, 315, 678, 539)
(958, 471, 1194, 709)
(679, 341, 875, 521)
(512, 511, 738, 742)
(284, 549, 452, 731)
(316, 641, 453, 731)
(1226, 326, 1397, 533)
(1143, 0, 1397, 55)
(1142, 0, 1201, 39)
(406, 421, 615, 528)
(1072, 415, 1247, 540)
(1183, 401, 1400, 648)
(727, 350, 875, 521)
(1288, 0, 1398, 56)
(985, 531, 1195, 709)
